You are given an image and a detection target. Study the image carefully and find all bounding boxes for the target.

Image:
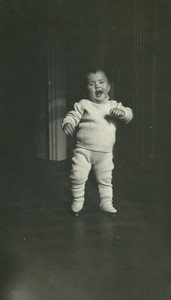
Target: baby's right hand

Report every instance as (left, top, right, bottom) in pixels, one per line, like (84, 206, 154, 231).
(63, 123, 75, 135)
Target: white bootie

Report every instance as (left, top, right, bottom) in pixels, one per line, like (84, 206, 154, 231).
(71, 202, 84, 213)
(100, 202, 117, 213)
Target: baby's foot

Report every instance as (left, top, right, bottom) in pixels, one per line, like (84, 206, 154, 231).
(71, 202, 84, 213)
(100, 202, 117, 214)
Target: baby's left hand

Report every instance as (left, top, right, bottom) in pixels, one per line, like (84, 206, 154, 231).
(110, 108, 125, 119)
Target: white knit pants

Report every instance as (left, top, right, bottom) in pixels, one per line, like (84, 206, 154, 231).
(70, 147, 114, 207)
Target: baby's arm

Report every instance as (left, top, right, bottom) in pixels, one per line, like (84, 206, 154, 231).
(110, 101, 133, 124)
(63, 122, 75, 136)
(62, 102, 84, 135)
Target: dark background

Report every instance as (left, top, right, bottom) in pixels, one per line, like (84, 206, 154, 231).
(0, 0, 170, 189)
(0, 2, 171, 299)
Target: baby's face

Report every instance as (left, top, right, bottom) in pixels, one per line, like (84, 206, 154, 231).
(87, 71, 110, 103)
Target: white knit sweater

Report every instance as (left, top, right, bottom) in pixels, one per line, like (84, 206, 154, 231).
(62, 99, 133, 152)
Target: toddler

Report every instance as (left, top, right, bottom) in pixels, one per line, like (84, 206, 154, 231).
(62, 68, 133, 215)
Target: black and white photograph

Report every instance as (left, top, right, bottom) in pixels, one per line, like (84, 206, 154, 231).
(0, 0, 171, 299)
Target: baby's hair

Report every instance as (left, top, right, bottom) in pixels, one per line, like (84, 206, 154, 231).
(85, 66, 111, 83)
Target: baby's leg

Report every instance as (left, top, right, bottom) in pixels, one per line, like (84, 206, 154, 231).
(70, 148, 91, 213)
(93, 152, 117, 213)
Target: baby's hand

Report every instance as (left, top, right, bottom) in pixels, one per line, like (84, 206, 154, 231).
(63, 123, 75, 135)
(110, 108, 125, 119)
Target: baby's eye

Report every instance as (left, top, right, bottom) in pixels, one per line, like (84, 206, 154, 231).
(88, 82, 94, 87)
(99, 81, 105, 84)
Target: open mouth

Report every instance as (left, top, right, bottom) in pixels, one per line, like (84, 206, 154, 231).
(95, 90, 103, 97)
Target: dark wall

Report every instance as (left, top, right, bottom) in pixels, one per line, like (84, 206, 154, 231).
(0, 1, 48, 171)
(1, 0, 170, 182)
(156, 4, 171, 188)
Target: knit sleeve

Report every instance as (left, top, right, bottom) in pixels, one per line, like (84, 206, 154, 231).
(120, 107, 133, 124)
(62, 101, 84, 128)
(110, 100, 133, 124)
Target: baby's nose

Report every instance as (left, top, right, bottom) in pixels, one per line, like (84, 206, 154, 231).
(95, 82, 100, 88)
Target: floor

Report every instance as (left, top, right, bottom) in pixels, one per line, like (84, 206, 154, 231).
(0, 159, 170, 300)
